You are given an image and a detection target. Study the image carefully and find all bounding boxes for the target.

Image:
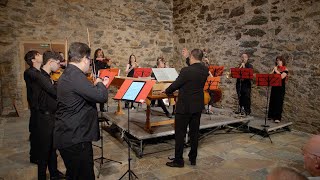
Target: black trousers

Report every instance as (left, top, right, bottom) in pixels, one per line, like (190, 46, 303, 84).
(151, 100, 169, 114)
(29, 108, 38, 160)
(124, 101, 134, 108)
(236, 81, 251, 114)
(99, 103, 105, 111)
(174, 112, 201, 163)
(268, 85, 286, 120)
(59, 142, 95, 180)
(38, 151, 59, 180)
(36, 112, 59, 180)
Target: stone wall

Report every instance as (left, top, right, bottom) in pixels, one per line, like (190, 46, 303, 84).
(1, 0, 319, 133)
(0, 0, 174, 112)
(173, 0, 320, 133)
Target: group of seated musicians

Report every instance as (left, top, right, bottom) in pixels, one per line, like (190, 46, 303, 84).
(53, 47, 287, 123)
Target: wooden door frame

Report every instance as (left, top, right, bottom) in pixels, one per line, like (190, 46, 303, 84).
(19, 40, 65, 110)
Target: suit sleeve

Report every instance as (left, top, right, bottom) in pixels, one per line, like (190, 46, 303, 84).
(165, 68, 188, 94)
(28, 70, 57, 98)
(74, 75, 108, 103)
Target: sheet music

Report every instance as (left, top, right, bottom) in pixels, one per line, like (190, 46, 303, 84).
(152, 68, 178, 82)
(122, 82, 145, 101)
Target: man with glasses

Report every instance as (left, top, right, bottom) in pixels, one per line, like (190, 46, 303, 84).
(34, 51, 65, 180)
(54, 42, 109, 180)
(302, 135, 320, 178)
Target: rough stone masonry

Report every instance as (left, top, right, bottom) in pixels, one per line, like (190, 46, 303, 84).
(0, 0, 319, 133)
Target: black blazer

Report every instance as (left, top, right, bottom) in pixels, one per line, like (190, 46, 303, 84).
(54, 64, 108, 149)
(165, 62, 208, 114)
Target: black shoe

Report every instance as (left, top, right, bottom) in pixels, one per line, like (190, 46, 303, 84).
(51, 171, 65, 180)
(166, 161, 184, 168)
(235, 111, 241, 114)
(131, 106, 136, 109)
(190, 160, 196, 166)
(166, 112, 172, 118)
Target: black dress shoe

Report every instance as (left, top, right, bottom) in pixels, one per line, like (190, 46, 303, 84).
(166, 161, 184, 168)
(166, 112, 172, 118)
(51, 171, 65, 180)
(190, 160, 196, 166)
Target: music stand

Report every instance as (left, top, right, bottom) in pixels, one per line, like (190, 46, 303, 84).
(203, 77, 220, 114)
(94, 115, 122, 178)
(254, 74, 282, 143)
(133, 68, 152, 78)
(208, 65, 224, 77)
(230, 68, 253, 114)
(256, 74, 282, 127)
(99, 69, 118, 112)
(114, 79, 156, 180)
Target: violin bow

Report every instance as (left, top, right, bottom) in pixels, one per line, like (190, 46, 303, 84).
(65, 37, 68, 66)
(87, 28, 97, 81)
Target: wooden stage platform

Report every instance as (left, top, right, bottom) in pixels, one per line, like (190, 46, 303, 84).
(102, 106, 254, 157)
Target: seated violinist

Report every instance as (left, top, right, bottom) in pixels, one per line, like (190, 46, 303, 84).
(93, 48, 110, 112)
(151, 58, 172, 118)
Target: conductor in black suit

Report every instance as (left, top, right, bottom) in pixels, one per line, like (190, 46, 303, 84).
(165, 48, 208, 167)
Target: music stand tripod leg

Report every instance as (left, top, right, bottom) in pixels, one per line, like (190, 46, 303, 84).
(119, 106, 138, 180)
(95, 117, 122, 178)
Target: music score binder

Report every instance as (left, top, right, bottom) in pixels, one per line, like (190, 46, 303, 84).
(99, 69, 118, 88)
(203, 77, 220, 91)
(133, 68, 152, 78)
(230, 68, 253, 79)
(208, 66, 224, 77)
(114, 80, 156, 103)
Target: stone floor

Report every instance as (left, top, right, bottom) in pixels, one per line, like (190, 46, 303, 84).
(0, 110, 313, 180)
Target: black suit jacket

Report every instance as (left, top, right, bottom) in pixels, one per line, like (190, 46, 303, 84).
(54, 64, 108, 149)
(165, 63, 208, 114)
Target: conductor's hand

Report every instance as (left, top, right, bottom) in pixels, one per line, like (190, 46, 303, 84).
(182, 48, 189, 58)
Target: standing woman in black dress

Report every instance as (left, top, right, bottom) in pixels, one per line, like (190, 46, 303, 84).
(268, 56, 289, 123)
(124, 54, 139, 109)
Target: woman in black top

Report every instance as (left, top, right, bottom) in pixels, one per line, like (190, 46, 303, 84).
(125, 54, 138, 77)
(124, 54, 138, 109)
(93, 48, 110, 112)
(268, 56, 289, 123)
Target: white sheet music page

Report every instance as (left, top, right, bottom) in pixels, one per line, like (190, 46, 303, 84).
(152, 68, 178, 82)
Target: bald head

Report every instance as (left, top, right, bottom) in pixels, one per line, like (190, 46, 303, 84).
(305, 135, 320, 155)
(303, 135, 320, 176)
(267, 167, 307, 180)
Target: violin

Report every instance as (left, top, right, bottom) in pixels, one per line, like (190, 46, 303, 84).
(51, 68, 63, 82)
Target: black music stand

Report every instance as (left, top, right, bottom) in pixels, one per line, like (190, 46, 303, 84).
(230, 68, 253, 115)
(250, 74, 282, 143)
(114, 80, 155, 180)
(203, 77, 220, 115)
(94, 114, 122, 178)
